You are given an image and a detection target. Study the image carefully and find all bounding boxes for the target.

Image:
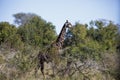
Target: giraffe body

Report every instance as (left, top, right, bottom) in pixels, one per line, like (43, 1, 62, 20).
(35, 20, 72, 78)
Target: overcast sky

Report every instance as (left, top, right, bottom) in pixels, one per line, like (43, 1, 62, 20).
(0, 0, 120, 34)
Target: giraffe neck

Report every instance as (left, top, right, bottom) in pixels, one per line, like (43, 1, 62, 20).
(55, 24, 66, 48)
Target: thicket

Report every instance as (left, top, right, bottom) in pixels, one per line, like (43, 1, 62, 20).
(0, 13, 120, 80)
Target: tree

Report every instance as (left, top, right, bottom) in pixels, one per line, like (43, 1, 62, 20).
(14, 13, 56, 47)
(13, 13, 37, 26)
(0, 22, 23, 49)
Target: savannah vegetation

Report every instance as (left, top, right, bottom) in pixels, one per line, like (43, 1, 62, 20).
(0, 13, 120, 80)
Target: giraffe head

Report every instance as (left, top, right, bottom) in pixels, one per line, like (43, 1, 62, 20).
(64, 20, 72, 28)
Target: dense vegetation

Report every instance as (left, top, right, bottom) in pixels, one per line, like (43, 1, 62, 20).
(0, 13, 120, 80)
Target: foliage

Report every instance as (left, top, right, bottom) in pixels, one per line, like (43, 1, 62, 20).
(64, 20, 118, 61)
(0, 22, 23, 49)
(63, 20, 119, 80)
(0, 13, 120, 80)
(15, 13, 56, 47)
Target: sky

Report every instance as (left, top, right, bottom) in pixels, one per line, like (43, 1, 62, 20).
(0, 0, 120, 34)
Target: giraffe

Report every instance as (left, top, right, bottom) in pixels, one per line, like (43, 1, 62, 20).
(35, 20, 72, 78)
